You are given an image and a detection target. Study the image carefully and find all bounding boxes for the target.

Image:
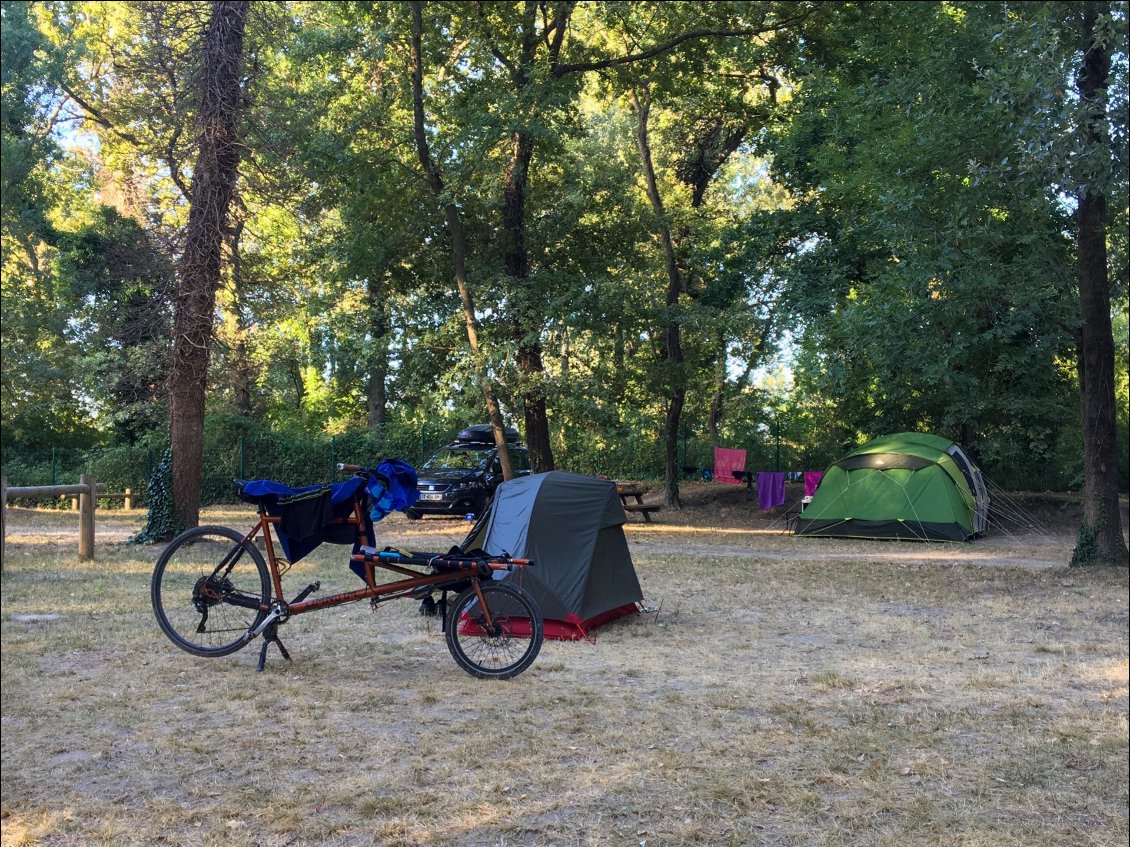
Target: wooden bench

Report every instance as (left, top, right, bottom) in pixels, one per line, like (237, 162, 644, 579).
(622, 502, 663, 522)
(616, 484, 663, 523)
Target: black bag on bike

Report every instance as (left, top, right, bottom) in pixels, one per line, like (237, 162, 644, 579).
(276, 486, 335, 547)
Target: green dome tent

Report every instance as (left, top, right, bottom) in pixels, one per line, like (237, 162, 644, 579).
(794, 433, 989, 542)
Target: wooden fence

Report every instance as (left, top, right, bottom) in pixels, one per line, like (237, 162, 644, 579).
(1, 475, 104, 567)
(62, 488, 137, 511)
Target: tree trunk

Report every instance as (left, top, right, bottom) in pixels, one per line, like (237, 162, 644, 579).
(632, 89, 684, 508)
(502, 129, 554, 472)
(486, 3, 555, 474)
(708, 331, 726, 448)
(410, 1, 514, 478)
(225, 212, 255, 417)
(366, 274, 389, 434)
(1072, 0, 1127, 566)
(613, 323, 626, 384)
(168, 0, 248, 530)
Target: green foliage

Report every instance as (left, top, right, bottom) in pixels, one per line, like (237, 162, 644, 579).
(3, 1, 1126, 501)
(1, 0, 89, 452)
(57, 206, 172, 441)
(196, 412, 461, 503)
(130, 448, 179, 544)
(765, 2, 1089, 484)
(1, 0, 60, 240)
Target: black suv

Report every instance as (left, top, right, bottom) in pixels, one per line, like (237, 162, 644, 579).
(407, 425, 531, 519)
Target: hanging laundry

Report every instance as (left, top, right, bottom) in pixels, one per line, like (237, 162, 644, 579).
(713, 447, 746, 486)
(804, 471, 824, 498)
(757, 472, 786, 509)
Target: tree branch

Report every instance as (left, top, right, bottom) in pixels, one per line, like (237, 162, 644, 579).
(60, 81, 144, 147)
(475, 1, 518, 78)
(553, 10, 817, 77)
(545, 1, 571, 66)
(165, 124, 194, 202)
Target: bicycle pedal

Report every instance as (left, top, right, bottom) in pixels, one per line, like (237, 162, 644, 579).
(289, 581, 321, 604)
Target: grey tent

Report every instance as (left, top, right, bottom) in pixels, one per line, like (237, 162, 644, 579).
(462, 471, 643, 639)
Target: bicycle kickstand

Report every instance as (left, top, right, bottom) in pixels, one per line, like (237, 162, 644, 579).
(257, 620, 292, 672)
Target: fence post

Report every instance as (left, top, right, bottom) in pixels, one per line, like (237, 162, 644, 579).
(79, 473, 95, 562)
(1, 475, 7, 571)
(124, 488, 133, 510)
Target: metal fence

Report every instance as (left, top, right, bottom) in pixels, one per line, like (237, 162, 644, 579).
(5, 420, 1088, 507)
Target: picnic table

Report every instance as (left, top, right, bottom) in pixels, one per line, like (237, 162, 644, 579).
(616, 483, 662, 523)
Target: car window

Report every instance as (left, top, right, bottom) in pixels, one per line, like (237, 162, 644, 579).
(422, 448, 489, 471)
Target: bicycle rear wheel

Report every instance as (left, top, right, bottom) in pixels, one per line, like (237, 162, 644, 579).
(445, 580, 543, 679)
(151, 525, 270, 657)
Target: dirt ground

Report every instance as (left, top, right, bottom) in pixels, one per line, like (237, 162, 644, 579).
(12, 481, 1123, 567)
(1, 485, 1127, 847)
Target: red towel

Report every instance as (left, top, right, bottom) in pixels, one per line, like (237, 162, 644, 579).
(713, 447, 746, 485)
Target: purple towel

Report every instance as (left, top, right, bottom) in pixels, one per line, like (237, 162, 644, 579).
(757, 472, 786, 510)
(804, 471, 824, 498)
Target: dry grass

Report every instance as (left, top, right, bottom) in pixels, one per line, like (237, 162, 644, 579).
(1, 498, 1127, 847)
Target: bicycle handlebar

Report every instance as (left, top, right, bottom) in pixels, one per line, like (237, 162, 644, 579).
(361, 546, 532, 572)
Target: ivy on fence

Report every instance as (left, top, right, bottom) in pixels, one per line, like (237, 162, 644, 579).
(129, 449, 179, 544)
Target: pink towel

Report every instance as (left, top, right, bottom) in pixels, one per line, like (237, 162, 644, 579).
(804, 471, 824, 497)
(713, 447, 746, 485)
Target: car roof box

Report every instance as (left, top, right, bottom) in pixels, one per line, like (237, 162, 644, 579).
(456, 424, 519, 444)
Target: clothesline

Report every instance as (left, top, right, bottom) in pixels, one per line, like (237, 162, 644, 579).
(711, 447, 824, 510)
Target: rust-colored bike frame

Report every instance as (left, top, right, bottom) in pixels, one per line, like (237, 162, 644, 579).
(243, 499, 521, 625)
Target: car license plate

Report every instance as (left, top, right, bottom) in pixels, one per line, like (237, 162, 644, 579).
(422, 492, 443, 501)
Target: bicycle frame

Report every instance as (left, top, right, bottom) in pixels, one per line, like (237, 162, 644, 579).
(244, 500, 526, 621)
(152, 467, 544, 678)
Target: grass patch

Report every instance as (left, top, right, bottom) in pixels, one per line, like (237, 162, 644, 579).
(1, 506, 1127, 846)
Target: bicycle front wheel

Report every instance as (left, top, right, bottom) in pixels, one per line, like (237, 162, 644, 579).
(445, 580, 543, 679)
(151, 525, 270, 657)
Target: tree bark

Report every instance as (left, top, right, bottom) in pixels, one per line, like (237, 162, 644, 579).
(225, 211, 256, 417)
(632, 89, 684, 508)
(365, 274, 389, 434)
(410, 1, 514, 478)
(499, 5, 555, 473)
(1072, 1, 1127, 566)
(503, 128, 554, 472)
(708, 330, 727, 448)
(168, 0, 248, 529)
